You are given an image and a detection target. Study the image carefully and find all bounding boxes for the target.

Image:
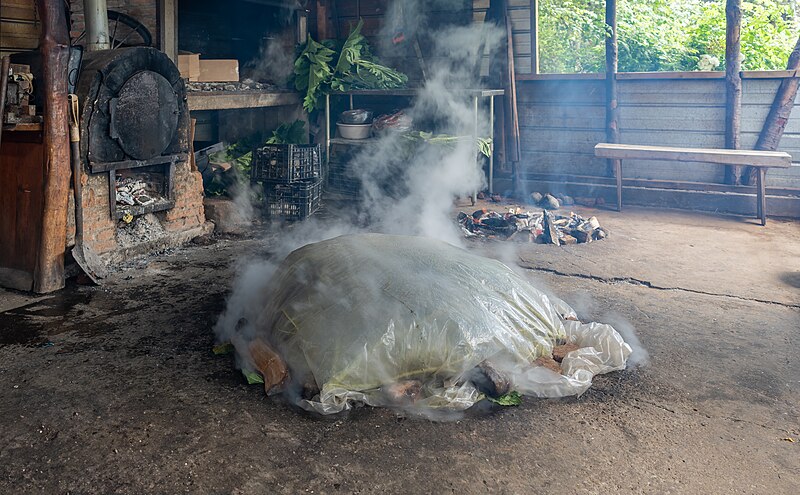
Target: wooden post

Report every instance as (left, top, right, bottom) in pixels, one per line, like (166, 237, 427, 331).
(315, 0, 329, 40)
(605, 0, 620, 179)
(530, 0, 539, 74)
(745, 35, 800, 185)
(32, 0, 71, 293)
(0, 56, 10, 151)
(725, 0, 743, 185)
(158, 0, 178, 63)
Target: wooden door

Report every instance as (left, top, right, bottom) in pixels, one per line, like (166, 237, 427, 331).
(0, 131, 44, 291)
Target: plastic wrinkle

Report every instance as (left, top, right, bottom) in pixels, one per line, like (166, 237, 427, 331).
(251, 234, 632, 414)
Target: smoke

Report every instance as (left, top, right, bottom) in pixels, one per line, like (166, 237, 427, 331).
(599, 312, 650, 368)
(347, 20, 503, 244)
(226, 170, 258, 225)
(245, 36, 295, 87)
(213, 2, 644, 418)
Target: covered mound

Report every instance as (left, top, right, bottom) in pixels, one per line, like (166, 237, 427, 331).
(242, 233, 632, 414)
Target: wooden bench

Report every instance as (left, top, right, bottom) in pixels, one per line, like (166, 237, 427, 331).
(595, 143, 793, 225)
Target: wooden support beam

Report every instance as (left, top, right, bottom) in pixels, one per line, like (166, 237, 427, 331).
(158, 0, 178, 63)
(32, 0, 71, 293)
(605, 0, 620, 178)
(315, 0, 329, 40)
(530, 0, 539, 74)
(725, 0, 743, 185)
(746, 35, 800, 185)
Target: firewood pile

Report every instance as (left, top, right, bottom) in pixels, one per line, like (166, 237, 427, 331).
(458, 207, 609, 245)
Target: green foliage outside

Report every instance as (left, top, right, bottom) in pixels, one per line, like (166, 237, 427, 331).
(539, 0, 799, 73)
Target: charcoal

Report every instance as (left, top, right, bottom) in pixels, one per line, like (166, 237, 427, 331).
(593, 227, 609, 240)
(543, 210, 560, 245)
(572, 229, 591, 243)
(457, 206, 605, 245)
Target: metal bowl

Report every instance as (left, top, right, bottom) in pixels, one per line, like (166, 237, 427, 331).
(337, 123, 372, 140)
(339, 109, 374, 125)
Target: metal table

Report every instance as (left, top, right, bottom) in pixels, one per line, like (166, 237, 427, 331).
(324, 88, 504, 194)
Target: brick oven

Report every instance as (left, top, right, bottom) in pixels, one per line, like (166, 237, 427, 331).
(69, 46, 208, 262)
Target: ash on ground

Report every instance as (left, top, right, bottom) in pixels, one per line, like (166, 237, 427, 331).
(459, 208, 609, 245)
(116, 213, 168, 248)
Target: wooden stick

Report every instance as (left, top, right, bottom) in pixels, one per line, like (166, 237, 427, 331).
(725, 0, 743, 185)
(504, 3, 520, 166)
(32, 0, 71, 293)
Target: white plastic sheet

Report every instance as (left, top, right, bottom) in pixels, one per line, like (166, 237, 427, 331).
(252, 234, 632, 414)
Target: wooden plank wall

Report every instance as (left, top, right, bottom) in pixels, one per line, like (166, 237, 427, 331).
(0, 0, 39, 58)
(0, 138, 45, 289)
(517, 76, 800, 189)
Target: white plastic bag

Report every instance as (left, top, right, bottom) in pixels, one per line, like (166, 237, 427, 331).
(249, 234, 631, 414)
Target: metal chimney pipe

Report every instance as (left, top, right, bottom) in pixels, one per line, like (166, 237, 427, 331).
(83, 0, 110, 51)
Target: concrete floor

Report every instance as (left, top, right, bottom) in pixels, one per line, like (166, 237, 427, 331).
(0, 203, 798, 494)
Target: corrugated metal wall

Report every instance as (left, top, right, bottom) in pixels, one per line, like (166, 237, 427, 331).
(518, 75, 800, 189)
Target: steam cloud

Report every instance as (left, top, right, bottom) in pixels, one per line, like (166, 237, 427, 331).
(214, 1, 646, 417)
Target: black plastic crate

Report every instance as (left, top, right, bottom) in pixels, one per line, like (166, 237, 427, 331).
(264, 178, 323, 220)
(327, 169, 361, 198)
(251, 144, 321, 183)
(326, 159, 362, 198)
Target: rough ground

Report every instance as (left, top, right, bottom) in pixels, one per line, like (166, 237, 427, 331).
(0, 203, 798, 494)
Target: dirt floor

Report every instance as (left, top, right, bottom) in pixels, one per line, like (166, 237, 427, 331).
(1, 202, 798, 494)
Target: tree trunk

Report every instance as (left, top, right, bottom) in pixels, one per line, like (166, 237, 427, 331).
(605, 0, 620, 177)
(744, 35, 800, 185)
(32, 0, 71, 293)
(725, 0, 743, 185)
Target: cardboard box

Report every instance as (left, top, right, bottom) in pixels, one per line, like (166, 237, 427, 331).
(178, 53, 200, 81)
(198, 59, 239, 83)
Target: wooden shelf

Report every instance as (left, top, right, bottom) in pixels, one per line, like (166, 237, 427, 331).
(187, 90, 300, 111)
(329, 137, 377, 146)
(2, 123, 43, 132)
